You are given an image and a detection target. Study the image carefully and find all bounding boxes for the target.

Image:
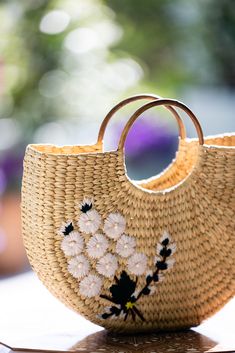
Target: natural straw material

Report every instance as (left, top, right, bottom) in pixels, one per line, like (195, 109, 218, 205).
(21, 98, 235, 333)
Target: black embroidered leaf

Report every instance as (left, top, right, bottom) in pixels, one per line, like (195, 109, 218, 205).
(153, 272, 160, 282)
(146, 275, 153, 285)
(109, 271, 137, 305)
(156, 261, 167, 270)
(110, 306, 121, 315)
(81, 203, 92, 213)
(161, 238, 169, 246)
(101, 313, 110, 319)
(160, 248, 172, 257)
(63, 222, 74, 235)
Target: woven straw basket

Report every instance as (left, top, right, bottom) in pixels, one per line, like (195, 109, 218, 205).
(21, 96, 235, 333)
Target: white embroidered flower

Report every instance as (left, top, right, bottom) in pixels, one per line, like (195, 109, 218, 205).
(58, 221, 74, 236)
(159, 230, 171, 244)
(103, 213, 126, 239)
(96, 253, 118, 278)
(68, 255, 90, 279)
(78, 209, 101, 234)
(127, 253, 147, 276)
(79, 197, 93, 213)
(115, 234, 136, 258)
(87, 233, 109, 259)
(61, 231, 84, 256)
(79, 274, 102, 298)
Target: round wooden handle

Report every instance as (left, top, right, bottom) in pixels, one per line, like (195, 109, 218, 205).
(97, 94, 186, 146)
(118, 99, 204, 151)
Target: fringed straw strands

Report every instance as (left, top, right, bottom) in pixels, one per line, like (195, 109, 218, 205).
(21, 97, 235, 333)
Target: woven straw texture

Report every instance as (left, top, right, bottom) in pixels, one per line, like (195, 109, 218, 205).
(21, 99, 235, 333)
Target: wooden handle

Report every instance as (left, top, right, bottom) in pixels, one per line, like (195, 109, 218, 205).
(118, 99, 204, 151)
(97, 94, 186, 146)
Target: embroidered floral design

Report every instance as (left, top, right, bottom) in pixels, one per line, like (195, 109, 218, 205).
(79, 274, 103, 298)
(160, 230, 171, 244)
(100, 271, 145, 321)
(127, 252, 147, 276)
(96, 253, 118, 278)
(87, 233, 109, 259)
(58, 221, 74, 236)
(78, 197, 101, 234)
(103, 213, 126, 239)
(61, 231, 84, 256)
(68, 255, 90, 279)
(59, 197, 177, 319)
(100, 232, 176, 322)
(116, 234, 136, 258)
(79, 198, 93, 213)
(78, 209, 101, 234)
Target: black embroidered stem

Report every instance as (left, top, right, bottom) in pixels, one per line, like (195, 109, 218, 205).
(131, 309, 136, 321)
(137, 254, 167, 301)
(132, 305, 145, 322)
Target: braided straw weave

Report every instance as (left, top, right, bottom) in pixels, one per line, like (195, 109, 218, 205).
(21, 97, 235, 333)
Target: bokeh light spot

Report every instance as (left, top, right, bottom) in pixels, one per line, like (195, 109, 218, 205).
(39, 10, 70, 35)
(39, 70, 67, 98)
(64, 27, 99, 54)
(0, 119, 21, 150)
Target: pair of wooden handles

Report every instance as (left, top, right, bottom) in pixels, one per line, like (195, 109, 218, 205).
(96, 94, 204, 150)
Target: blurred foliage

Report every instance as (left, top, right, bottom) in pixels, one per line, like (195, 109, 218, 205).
(106, 0, 235, 90)
(0, 0, 235, 142)
(202, 0, 235, 87)
(2, 1, 63, 138)
(0, 0, 143, 144)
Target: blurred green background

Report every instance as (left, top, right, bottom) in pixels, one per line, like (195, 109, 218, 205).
(0, 0, 234, 275)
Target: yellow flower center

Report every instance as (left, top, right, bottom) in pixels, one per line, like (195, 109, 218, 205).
(125, 301, 134, 310)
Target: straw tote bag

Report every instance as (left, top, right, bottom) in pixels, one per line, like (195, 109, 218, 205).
(21, 97, 235, 333)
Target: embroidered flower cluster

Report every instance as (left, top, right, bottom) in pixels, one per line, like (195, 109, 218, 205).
(59, 197, 177, 322)
(59, 197, 148, 299)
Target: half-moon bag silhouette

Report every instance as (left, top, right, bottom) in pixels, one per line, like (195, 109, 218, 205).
(21, 96, 235, 333)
